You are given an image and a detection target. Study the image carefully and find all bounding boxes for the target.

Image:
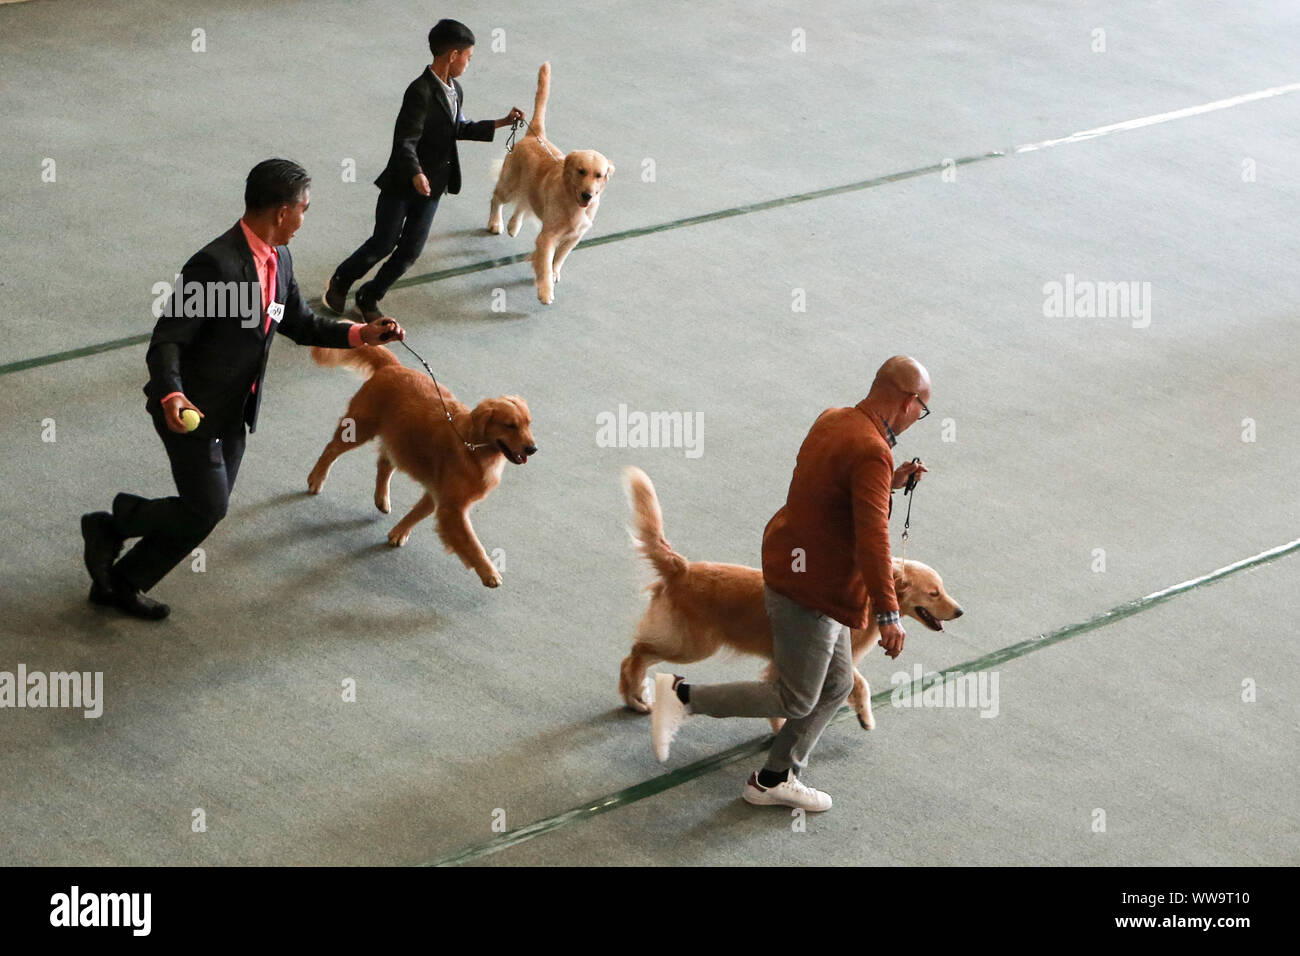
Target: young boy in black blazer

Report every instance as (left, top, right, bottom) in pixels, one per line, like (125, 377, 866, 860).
(323, 19, 523, 319)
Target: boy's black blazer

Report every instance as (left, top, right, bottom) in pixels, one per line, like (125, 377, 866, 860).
(143, 224, 355, 434)
(373, 69, 496, 198)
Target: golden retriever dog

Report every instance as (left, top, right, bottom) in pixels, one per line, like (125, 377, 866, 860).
(619, 467, 964, 731)
(306, 345, 536, 587)
(487, 62, 613, 305)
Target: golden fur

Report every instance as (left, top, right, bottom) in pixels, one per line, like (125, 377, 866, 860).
(487, 62, 614, 305)
(619, 467, 964, 730)
(306, 345, 536, 587)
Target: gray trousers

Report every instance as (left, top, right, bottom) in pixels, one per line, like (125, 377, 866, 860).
(689, 586, 854, 773)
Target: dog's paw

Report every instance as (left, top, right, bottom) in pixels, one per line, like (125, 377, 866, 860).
(386, 527, 410, 547)
(622, 676, 653, 713)
(552, 271, 561, 284)
(306, 472, 325, 494)
(480, 570, 503, 588)
(769, 717, 787, 735)
(856, 707, 876, 731)
(374, 492, 391, 514)
(537, 288, 554, 305)
(487, 220, 503, 235)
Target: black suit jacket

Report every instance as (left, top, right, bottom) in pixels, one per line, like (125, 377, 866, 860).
(144, 223, 356, 434)
(373, 68, 496, 197)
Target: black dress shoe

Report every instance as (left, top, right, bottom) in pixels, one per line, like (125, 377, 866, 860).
(321, 274, 350, 315)
(88, 581, 116, 606)
(105, 571, 170, 620)
(81, 512, 123, 591)
(354, 288, 385, 323)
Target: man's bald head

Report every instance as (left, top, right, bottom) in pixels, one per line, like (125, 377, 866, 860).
(861, 355, 932, 438)
(870, 355, 931, 402)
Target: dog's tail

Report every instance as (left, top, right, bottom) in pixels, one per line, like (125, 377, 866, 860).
(310, 343, 400, 378)
(623, 467, 689, 582)
(528, 62, 551, 140)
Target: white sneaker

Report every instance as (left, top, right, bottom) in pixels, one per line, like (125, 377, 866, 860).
(742, 771, 832, 812)
(651, 673, 689, 762)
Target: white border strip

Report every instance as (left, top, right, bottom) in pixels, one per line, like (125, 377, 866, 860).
(1016, 82, 1300, 153)
(1141, 537, 1300, 602)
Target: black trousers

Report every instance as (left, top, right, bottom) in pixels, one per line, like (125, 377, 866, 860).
(334, 190, 440, 303)
(111, 407, 247, 592)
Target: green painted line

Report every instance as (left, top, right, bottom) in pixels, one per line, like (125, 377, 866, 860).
(427, 536, 1300, 867)
(0, 151, 1004, 379)
(0, 333, 151, 376)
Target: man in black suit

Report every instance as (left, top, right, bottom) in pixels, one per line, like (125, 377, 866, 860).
(322, 18, 524, 320)
(80, 158, 407, 620)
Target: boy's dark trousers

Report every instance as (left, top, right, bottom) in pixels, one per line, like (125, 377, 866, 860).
(334, 190, 440, 305)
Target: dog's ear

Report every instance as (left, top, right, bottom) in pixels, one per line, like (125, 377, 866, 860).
(605, 162, 615, 180)
(471, 401, 497, 439)
(892, 560, 911, 598)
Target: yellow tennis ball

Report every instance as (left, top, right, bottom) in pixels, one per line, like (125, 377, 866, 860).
(181, 409, 200, 432)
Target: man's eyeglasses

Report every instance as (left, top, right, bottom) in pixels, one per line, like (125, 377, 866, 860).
(914, 395, 931, 420)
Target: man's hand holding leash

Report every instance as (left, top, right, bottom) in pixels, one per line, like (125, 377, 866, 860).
(358, 316, 406, 345)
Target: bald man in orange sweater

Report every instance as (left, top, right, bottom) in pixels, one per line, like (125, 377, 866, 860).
(651, 356, 932, 811)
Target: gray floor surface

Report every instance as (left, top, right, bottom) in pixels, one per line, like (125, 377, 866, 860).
(1, 0, 1296, 865)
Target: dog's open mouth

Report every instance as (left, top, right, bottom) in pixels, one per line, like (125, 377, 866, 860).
(915, 606, 944, 632)
(497, 440, 528, 465)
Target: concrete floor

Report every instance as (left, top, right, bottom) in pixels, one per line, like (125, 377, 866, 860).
(1, 0, 1297, 866)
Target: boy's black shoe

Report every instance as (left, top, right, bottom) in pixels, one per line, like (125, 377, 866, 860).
(321, 274, 350, 315)
(102, 570, 171, 621)
(80, 512, 123, 592)
(89, 579, 170, 621)
(354, 288, 385, 323)
(88, 581, 115, 607)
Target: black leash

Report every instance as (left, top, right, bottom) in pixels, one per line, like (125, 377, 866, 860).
(396, 339, 490, 453)
(901, 457, 921, 561)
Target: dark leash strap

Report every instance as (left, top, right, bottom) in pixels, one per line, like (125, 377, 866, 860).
(397, 339, 490, 453)
(901, 457, 921, 561)
(504, 118, 522, 152)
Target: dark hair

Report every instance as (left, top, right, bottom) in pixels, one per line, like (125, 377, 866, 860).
(244, 158, 311, 211)
(428, 19, 475, 56)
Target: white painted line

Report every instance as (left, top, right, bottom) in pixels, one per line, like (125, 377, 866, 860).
(1141, 537, 1300, 602)
(1015, 82, 1300, 153)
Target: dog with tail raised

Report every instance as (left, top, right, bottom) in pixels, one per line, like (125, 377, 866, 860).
(619, 467, 964, 731)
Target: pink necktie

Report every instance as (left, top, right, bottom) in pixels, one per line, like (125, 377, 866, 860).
(262, 249, 278, 334)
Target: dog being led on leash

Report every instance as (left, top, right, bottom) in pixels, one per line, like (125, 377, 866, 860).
(487, 62, 614, 305)
(307, 344, 536, 587)
(619, 467, 964, 731)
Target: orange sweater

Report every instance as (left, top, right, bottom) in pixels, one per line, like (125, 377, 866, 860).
(761, 399, 897, 628)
